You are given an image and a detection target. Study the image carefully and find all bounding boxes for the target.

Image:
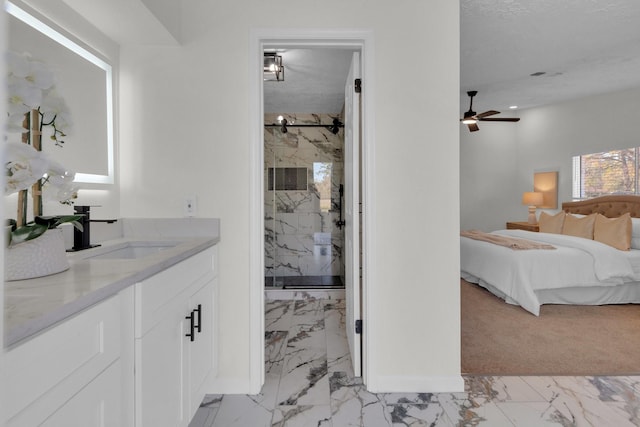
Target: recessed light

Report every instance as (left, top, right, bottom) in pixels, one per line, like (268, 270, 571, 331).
(509, 105, 518, 109)
(530, 71, 546, 77)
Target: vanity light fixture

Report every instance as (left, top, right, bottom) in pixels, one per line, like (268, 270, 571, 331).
(264, 53, 284, 82)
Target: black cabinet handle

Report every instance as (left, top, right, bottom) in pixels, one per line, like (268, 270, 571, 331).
(185, 311, 195, 342)
(194, 304, 202, 333)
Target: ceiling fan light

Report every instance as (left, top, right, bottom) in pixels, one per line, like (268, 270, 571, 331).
(462, 118, 477, 125)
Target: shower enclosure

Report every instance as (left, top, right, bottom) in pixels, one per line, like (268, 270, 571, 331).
(264, 113, 345, 289)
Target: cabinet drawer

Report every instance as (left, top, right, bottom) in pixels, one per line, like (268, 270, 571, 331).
(5, 295, 121, 424)
(135, 247, 216, 337)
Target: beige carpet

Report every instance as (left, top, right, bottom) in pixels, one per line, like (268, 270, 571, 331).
(461, 279, 640, 376)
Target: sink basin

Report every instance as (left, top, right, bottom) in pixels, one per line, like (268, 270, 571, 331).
(86, 241, 181, 260)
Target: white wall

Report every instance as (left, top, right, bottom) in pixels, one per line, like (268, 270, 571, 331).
(1, 6, 7, 421)
(460, 122, 521, 231)
(461, 87, 640, 231)
(119, 0, 461, 392)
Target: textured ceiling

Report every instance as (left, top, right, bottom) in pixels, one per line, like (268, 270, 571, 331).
(267, 1, 640, 116)
(461, 0, 640, 114)
(263, 48, 356, 114)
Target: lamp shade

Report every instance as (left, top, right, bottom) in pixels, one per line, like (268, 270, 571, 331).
(522, 191, 543, 206)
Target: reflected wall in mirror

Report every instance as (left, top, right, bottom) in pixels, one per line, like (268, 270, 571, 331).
(6, 2, 114, 184)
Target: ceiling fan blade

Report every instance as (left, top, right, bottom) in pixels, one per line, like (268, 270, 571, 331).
(478, 117, 520, 122)
(475, 110, 500, 119)
(467, 122, 479, 132)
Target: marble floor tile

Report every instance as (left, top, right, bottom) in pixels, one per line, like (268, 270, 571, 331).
(272, 405, 332, 427)
(329, 371, 391, 426)
(265, 300, 294, 331)
(495, 401, 572, 426)
(287, 317, 326, 351)
(265, 330, 289, 375)
(466, 376, 546, 403)
(277, 354, 329, 406)
(524, 376, 639, 427)
(191, 298, 640, 427)
(188, 395, 222, 427)
(385, 402, 454, 427)
(209, 374, 280, 427)
(438, 393, 516, 426)
(293, 298, 325, 317)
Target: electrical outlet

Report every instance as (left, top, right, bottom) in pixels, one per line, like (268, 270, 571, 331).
(184, 195, 197, 217)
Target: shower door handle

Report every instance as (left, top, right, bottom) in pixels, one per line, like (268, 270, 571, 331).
(336, 184, 345, 229)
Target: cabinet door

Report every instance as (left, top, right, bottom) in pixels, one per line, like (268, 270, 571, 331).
(41, 361, 122, 427)
(187, 278, 215, 416)
(5, 295, 122, 427)
(136, 302, 188, 427)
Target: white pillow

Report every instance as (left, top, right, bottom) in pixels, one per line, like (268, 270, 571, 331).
(631, 217, 640, 249)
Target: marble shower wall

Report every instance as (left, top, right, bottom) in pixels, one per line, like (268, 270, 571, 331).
(265, 113, 344, 281)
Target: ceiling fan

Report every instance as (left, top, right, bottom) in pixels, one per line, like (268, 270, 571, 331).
(461, 90, 520, 132)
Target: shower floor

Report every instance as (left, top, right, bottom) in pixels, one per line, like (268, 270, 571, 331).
(265, 275, 344, 289)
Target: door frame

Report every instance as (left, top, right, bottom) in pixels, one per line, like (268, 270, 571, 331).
(248, 28, 376, 393)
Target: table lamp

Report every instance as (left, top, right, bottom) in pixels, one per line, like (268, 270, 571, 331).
(522, 191, 544, 224)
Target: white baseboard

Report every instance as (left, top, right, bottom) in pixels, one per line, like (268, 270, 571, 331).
(367, 374, 464, 393)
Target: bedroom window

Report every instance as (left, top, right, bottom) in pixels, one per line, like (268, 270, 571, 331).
(572, 148, 638, 199)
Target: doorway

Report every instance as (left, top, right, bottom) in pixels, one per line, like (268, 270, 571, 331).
(249, 29, 374, 394)
(263, 49, 351, 291)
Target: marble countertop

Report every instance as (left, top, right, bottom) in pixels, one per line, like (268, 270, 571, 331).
(4, 218, 220, 348)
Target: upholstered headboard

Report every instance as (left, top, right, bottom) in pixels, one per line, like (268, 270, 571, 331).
(562, 195, 640, 218)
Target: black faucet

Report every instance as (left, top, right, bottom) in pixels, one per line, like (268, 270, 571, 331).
(68, 205, 117, 252)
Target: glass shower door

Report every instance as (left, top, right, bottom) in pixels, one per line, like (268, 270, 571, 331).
(264, 113, 345, 289)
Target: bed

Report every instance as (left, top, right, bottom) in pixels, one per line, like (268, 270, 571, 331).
(460, 195, 640, 315)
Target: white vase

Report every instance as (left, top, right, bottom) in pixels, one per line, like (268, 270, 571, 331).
(5, 229, 70, 281)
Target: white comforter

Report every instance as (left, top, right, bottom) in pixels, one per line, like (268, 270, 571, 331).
(460, 229, 640, 315)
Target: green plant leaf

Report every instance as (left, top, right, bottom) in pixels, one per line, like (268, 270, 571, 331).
(11, 223, 48, 244)
(35, 215, 84, 231)
(9, 215, 84, 245)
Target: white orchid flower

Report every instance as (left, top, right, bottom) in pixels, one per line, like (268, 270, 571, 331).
(3, 142, 50, 195)
(44, 159, 75, 186)
(6, 112, 29, 133)
(42, 160, 77, 203)
(6, 51, 31, 79)
(7, 51, 55, 91)
(42, 182, 78, 204)
(7, 80, 42, 114)
(41, 89, 73, 134)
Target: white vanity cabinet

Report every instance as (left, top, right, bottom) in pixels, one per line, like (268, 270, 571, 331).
(4, 289, 134, 427)
(134, 245, 218, 427)
(4, 242, 218, 427)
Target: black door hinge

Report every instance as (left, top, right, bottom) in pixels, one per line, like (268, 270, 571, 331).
(354, 78, 362, 93)
(355, 319, 362, 334)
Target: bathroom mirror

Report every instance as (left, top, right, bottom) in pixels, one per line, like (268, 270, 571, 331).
(6, 2, 114, 184)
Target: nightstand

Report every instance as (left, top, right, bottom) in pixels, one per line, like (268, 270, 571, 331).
(506, 221, 539, 232)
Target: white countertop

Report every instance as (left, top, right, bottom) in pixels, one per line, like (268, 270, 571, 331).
(4, 218, 220, 348)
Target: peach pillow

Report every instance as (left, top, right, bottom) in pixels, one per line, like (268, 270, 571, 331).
(594, 213, 631, 251)
(562, 213, 596, 239)
(538, 211, 565, 234)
